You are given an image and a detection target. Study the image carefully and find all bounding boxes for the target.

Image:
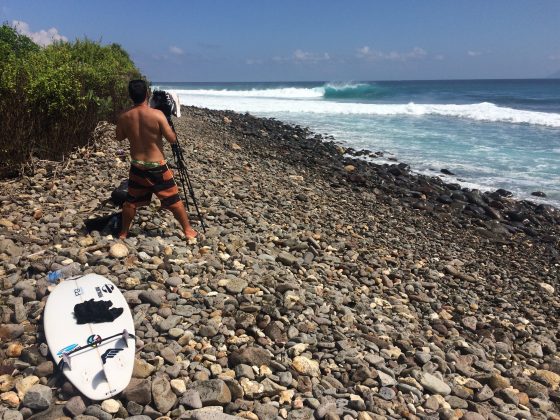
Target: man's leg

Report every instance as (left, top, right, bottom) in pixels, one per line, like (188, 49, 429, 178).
(156, 165, 198, 240)
(119, 202, 136, 239)
(121, 164, 151, 239)
(169, 201, 197, 239)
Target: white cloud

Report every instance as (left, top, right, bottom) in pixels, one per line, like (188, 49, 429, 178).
(357, 46, 427, 62)
(271, 49, 331, 64)
(467, 50, 482, 57)
(357, 46, 371, 57)
(293, 49, 330, 62)
(12, 20, 67, 46)
(169, 46, 184, 55)
(435, 54, 445, 61)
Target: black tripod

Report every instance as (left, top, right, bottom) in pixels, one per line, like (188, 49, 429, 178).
(168, 119, 207, 233)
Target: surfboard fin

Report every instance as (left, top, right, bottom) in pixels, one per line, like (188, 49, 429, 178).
(122, 329, 129, 347)
(62, 353, 72, 370)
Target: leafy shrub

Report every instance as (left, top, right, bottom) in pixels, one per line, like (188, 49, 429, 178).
(0, 24, 144, 177)
(0, 23, 39, 58)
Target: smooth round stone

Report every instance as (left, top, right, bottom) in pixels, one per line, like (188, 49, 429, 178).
(379, 387, 396, 400)
(225, 278, 248, 294)
(168, 327, 184, 338)
(6, 343, 23, 357)
(158, 307, 173, 318)
(101, 398, 121, 413)
(109, 243, 128, 258)
(166, 277, 182, 287)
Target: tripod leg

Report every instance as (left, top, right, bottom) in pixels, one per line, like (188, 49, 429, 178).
(171, 138, 207, 233)
(172, 150, 191, 211)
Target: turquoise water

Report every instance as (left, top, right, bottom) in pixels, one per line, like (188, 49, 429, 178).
(156, 80, 560, 206)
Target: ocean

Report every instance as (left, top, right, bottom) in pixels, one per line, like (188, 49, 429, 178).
(155, 80, 560, 207)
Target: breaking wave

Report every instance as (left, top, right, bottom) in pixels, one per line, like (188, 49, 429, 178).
(174, 90, 560, 127)
(323, 83, 386, 99)
(169, 82, 387, 100)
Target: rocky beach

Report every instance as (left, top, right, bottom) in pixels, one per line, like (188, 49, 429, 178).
(0, 106, 559, 420)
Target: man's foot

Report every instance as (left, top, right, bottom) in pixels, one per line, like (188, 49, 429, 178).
(184, 227, 198, 240)
(118, 232, 128, 240)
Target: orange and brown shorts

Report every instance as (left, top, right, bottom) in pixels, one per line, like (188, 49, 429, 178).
(125, 163, 181, 209)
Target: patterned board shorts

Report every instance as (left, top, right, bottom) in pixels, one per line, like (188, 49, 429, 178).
(125, 163, 181, 209)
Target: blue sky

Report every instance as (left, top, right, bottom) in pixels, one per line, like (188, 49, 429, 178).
(2, 0, 559, 82)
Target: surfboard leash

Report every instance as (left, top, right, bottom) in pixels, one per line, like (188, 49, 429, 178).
(56, 329, 136, 371)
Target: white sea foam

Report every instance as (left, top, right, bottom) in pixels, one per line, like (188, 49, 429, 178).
(171, 87, 324, 99)
(174, 90, 560, 128)
(170, 83, 373, 99)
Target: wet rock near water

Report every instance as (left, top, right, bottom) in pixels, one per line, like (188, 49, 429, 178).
(0, 108, 558, 418)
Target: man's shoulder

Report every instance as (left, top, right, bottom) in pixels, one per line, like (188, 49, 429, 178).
(142, 107, 166, 123)
(118, 107, 135, 120)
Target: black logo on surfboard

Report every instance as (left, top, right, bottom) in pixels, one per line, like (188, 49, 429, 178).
(101, 348, 123, 364)
(102, 284, 114, 294)
(95, 284, 114, 298)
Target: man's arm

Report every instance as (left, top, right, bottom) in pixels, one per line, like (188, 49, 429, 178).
(115, 115, 126, 142)
(158, 112, 177, 144)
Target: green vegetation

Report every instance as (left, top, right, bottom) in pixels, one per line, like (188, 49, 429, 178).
(0, 24, 143, 177)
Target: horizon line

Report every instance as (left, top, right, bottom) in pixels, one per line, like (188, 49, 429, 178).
(152, 77, 560, 84)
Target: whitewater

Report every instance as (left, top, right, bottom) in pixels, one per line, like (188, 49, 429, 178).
(170, 91, 560, 127)
(156, 80, 560, 206)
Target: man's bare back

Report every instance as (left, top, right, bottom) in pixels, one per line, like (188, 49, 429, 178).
(116, 102, 176, 162)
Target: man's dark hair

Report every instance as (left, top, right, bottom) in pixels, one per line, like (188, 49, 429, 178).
(128, 79, 148, 104)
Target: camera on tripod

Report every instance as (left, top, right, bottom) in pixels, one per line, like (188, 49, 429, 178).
(149, 90, 180, 125)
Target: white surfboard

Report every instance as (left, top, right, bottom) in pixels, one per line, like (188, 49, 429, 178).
(44, 274, 135, 400)
(169, 91, 181, 117)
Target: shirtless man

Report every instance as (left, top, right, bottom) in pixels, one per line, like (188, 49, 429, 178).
(115, 79, 197, 240)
